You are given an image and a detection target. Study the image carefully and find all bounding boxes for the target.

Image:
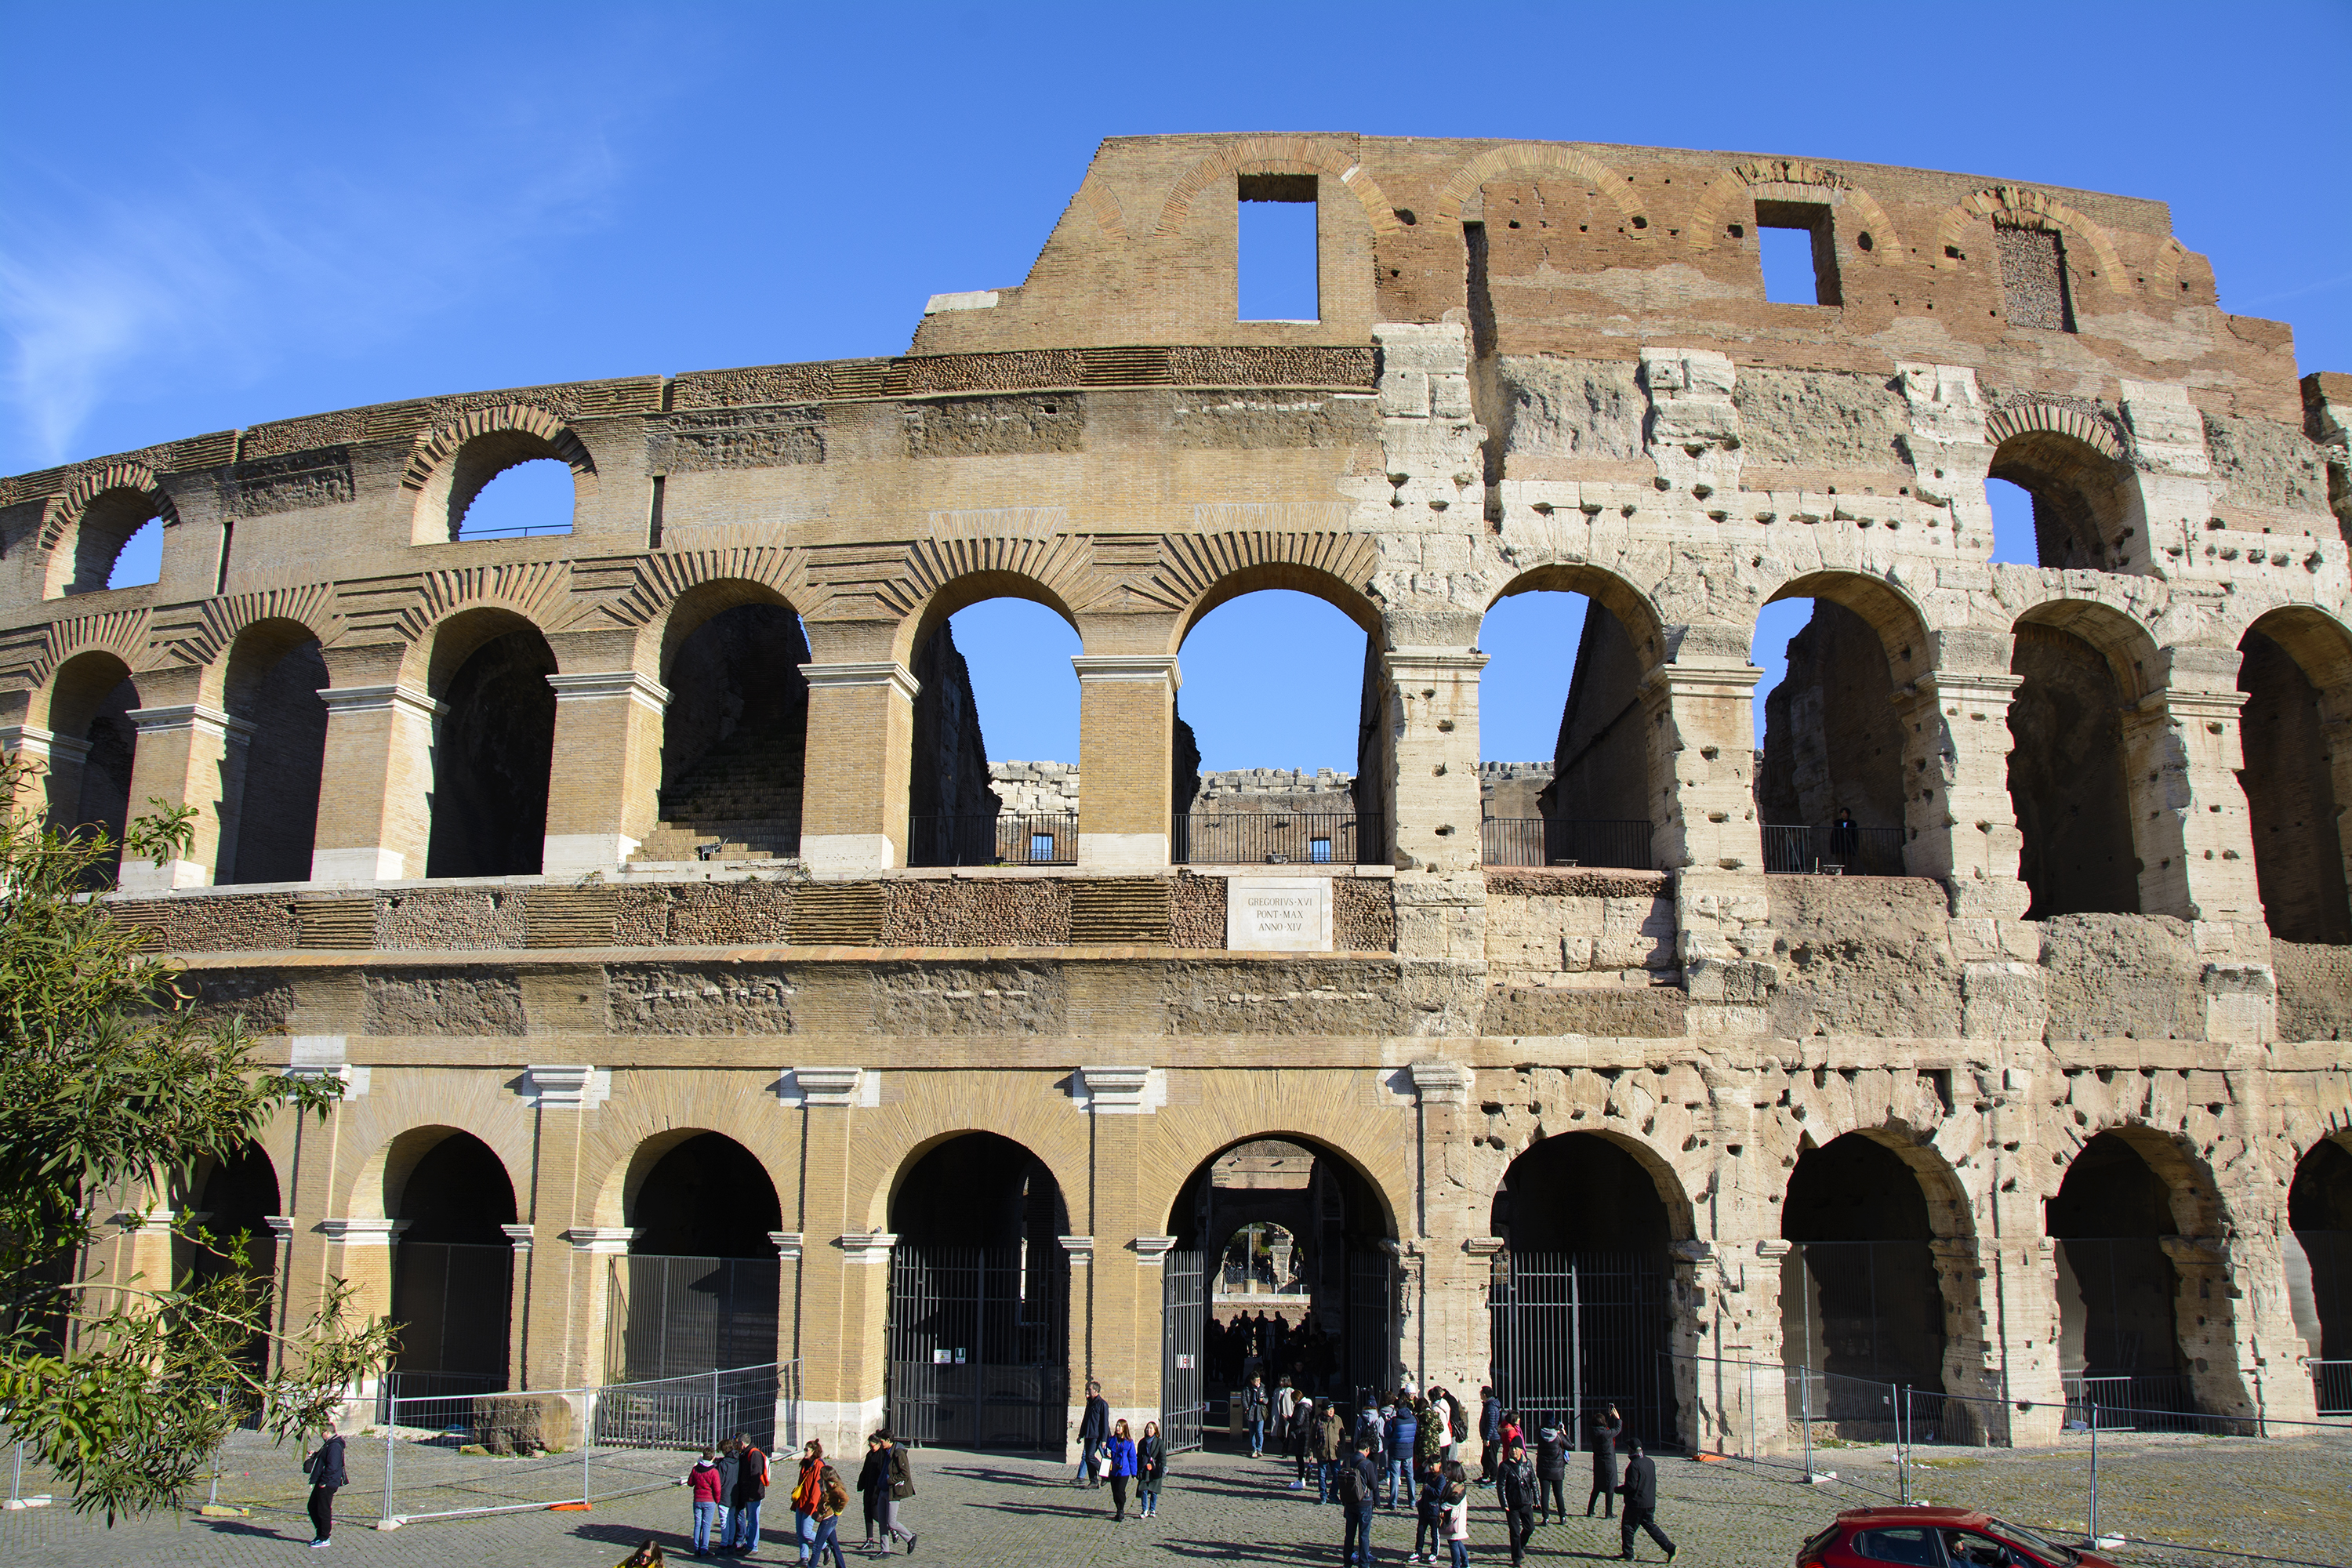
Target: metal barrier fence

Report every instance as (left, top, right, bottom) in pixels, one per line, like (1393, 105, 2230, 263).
(1762, 822, 1907, 875)
(1479, 817, 1653, 869)
(1670, 1349, 2352, 1564)
(909, 811, 1077, 867)
(1174, 812, 1380, 865)
(2315, 1359, 2352, 1416)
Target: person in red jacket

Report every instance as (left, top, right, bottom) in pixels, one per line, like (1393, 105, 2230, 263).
(688, 1449, 727, 1557)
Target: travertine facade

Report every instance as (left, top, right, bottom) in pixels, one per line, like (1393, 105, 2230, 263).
(11, 134, 2352, 1457)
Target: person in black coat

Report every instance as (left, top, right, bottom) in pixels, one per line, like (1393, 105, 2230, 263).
(1586, 1405, 1622, 1519)
(1495, 1437, 1540, 1565)
(1076, 1380, 1111, 1487)
(1534, 1423, 1570, 1523)
(1615, 1442, 1675, 1562)
(303, 1422, 347, 1546)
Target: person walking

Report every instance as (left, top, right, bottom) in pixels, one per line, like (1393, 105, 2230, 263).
(300, 1422, 346, 1549)
(1615, 1442, 1674, 1562)
(1384, 1401, 1417, 1508)
(1586, 1405, 1622, 1519)
(1242, 1374, 1269, 1459)
(1534, 1423, 1569, 1524)
(1105, 1417, 1139, 1522)
(691, 1450, 728, 1558)
(1311, 1397, 1344, 1503)
(1288, 1394, 1316, 1490)
(1476, 1386, 1504, 1485)
(790, 1440, 832, 1565)
(730, 1432, 769, 1553)
(804, 1452, 851, 1568)
(1076, 1381, 1111, 1487)
(1336, 1436, 1380, 1568)
(878, 1430, 917, 1554)
(855, 1435, 890, 1552)
(1440, 1461, 1472, 1568)
(1444, 1388, 1472, 1468)
(1136, 1419, 1167, 1519)
(1495, 1437, 1538, 1566)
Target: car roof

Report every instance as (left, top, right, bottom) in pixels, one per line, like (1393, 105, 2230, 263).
(1838, 1506, 1992, 1526)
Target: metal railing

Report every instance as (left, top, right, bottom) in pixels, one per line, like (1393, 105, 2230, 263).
(2316, 1359, 2352, 1417)
(908, 811, 1077, 867)
(1174, 812, 1380, 866)
(1480, 817, 1653, 869)
(1762, 822, 1907, 876)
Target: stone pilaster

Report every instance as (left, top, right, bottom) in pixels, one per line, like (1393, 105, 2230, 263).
(540, 666, 669, 873)
(117, 662, 251, 891)
(2126, 652, 2264, 925)
(791, 1065, 890, 1453)
(1079, 1064, 1157, 1437)
(499, 1224, 535, 1395)
(1407, 1060, 1490, 1394)
(797, 663, 916, 875)
(1073, 655, 1178, 872)
(2, 722, 93, 833)
(1644, 652, 1776, 1030)
(1912, 634, 2030, 920)
(310, 652, 441, 883)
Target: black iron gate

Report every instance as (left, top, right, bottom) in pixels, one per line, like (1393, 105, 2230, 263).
(1345, 1248, 1399, 1401)
(887, 1243, 1069, 1450)
(605, 1254, 782, 1382)
(1489, 1250, 1675, 1450)
(1162, 1250, 1206, 1452)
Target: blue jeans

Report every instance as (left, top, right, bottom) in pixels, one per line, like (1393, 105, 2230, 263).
(804, 1513, 846, 1568)
(692, 1500, 721, 1553)
(1386, 1458, 1410, 1505)
(1343, 1501, 1375, 1566)
(1249, 1417, 1265, 1454)
(1450, 1540, 1468, 1568)
(1078, 1437, 1103, 1484)
(1316, 1459, 1335, 1503)
(729, 1495, 763, 1548)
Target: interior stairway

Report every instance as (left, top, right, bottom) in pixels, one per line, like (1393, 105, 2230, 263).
(630, 725, 804, 862)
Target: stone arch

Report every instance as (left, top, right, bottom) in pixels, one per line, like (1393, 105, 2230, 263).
(1152, 136, 1401, 238)
(1490, 1125, 1699, 1243)
(32, 647, 140, 849)
(1933, 187, 2125, 292)
(2236, 605, 2352, 943)
(2039, 1116, 2237, 1236)
(215, 615, 332, 885)
(1683, 158, 1903, 258)
(1985, 408, 2136, 570)
(402, 404, 596, 545)
(1487, 561, 1667, 657)
(878, 1124, 1080, 1238)
(2007, 597, 2160, 918)
(16, 608, 152, 706)
(894, 563, 1085, 670)
(840, 1078, 1090, 1240)
(1146, 532, 1384, 650)
(1172, 558, 1385, 649)
(345, 1122, 524, 1225)
(414, 604, 560, 878)
(647, 576, 814, 860)
(2287, 1131, 2352, 1381)
(1431, 143, 1642, 225)
(2012, 596, 2162, 703)
(641, 563, 815, 681)
(1073, 175, 1128, 243)
(40, 463, 178, 599)
(164, 583, 339, 676)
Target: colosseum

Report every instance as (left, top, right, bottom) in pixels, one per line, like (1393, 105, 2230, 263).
(9, 132, 2351, 1461)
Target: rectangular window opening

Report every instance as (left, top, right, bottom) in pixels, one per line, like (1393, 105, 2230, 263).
(1238, 174, 1319, 322)
(1755, 201, 1841, 307)
(648, 474, 667, 550)
(1310, 836, 1333, 864)
(1995, 224, 2076, 333)
(1029, 833, 1055, 862)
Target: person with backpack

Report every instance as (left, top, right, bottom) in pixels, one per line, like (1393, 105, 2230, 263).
(1445, 1388, 1472, 1467)
(689, 1449, 728, 1557)
(1496, 1436, 1539, 1565)
(714, 1439, 744, 1548)
(1287, 1394, 1316, 1490)
(1534, 1423, 1570, 1524)
(1384, 1401, 1417, 1508)
(729, 1432, 769, 1552)
(1136, 1418, 1167, 1519)
(1104, 1417, 1139, 1522)
(301, 1421, 347, 1549)
(1240, 1374, 1269, 1459)
(1336, 1435, 1380, 1568)
(803, 1452, 851, 1568)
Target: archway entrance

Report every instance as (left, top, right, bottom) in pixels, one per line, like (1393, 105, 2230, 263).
(612, 1134, 782, 1382)
(2237, 616, 2352, 943)
(1164, 1137, 1396, 1452)
(649, 598, 811, 861)
(885, 1132, 1070, 1450)
(186, 1142, 281, 1378)
(386, 1131, 518, 1408)
(425, 622, 557, 877)
(1753, 594, 1912, 876)
(2009, 621, 2138, 917)
(2287, 1138, 2352, 1415)
(2048, 1132, 2191, 1420)
(1781, 1134, 1946, 1434)
(1490, 1133, 1679, 1451)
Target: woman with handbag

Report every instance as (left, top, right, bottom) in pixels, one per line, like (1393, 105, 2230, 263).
(1103, 1417, 1139, 1522)
(300, 1422, 347, 1548)
(1135, 1419, 1167, 1519)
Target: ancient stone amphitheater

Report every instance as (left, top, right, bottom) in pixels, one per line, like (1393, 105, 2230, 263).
(9, 133, 2351, 1459)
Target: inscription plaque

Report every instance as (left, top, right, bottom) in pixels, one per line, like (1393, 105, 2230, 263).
(1225, 877, 1333, 953)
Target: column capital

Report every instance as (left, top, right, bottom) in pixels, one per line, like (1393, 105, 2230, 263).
(263, 1215, 298, 1240)
(0, 724, 90, 764)
(2143, 686, 2251, 722)
(317, 684, 445, 723)
(1914, 670, 2024, 702)
(800, 661, 920, 703)
(1058, 1234, 1096, 1263)
(1407, 1059, 1472, 1105)
(500, 1224, 535, 1253)
(318, 1218, 408, 1247)
(520, 1064, 610, 1110)
(1075, 1065, 1158, 1113)
(1385, 646, 1490, 675)
(1131, 1235, 1178, 1264)
(125, 702, 253, 743)
(563, 1226, 639, 1254)
(1072, 654, 1181, 690)
(792, 1065, 869, 1107)
(771, 1231, 804, 1261)
(544, 669, 670, 715)
(1463, 1236, 1506, 1258)
(837, 1231, 898, 1263)
(1639, 662, 1763, 700)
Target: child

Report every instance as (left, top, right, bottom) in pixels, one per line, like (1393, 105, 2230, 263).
(1410, 1454, 1447, 1563)
(1442, 1461, 1472, 1568)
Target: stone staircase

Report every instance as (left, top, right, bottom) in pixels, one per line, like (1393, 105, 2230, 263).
(630, 726, 804, 862)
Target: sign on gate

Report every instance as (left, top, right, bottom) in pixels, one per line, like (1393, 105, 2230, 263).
(1162, 1250, 1206, 1452)
(887, 1244, 1068, 1450)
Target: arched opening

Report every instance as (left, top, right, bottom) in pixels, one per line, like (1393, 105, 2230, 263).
(1490, 1133, 1682, 1449)
(1477, 586, 1657, 869)
(1781, 1134, 1947, 1433)
(2009, 615, 2140, 918)
(1165, 1136, 1396, 1450)
(216, 621, 329, 884)
(1175, 588, 1381, 866)
(2236, 613, 2352, 943)
(454, 457, 574, 541)
(53, 487, 168, 597)
(1988, 430, 2133, 571)
(613, 1133, 783, 1383)
(1752, 587, 1915, 876)
(41, 651, 140, 884)
(423, 616, 557, 878)
(644, 594, 811, 862)
(384, 1130, 517, 1403)
(2287, 1137, 2352, 1415)
(2047, 1131, 2190, 1417)
(885, 1132, 1070, 1450)
(905, 597, 1078, 866)
(185, 1142, 280, 1378)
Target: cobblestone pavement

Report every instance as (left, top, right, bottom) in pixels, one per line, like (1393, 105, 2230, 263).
(2, 1433, 2346, 1568)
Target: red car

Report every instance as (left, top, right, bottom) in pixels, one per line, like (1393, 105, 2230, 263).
(1797, 1506, 2119, 1568)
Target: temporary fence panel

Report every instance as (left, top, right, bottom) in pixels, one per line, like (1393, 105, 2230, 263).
(1162, 1250, 1207, 1454)
(1784, 1240, 1948, 1430)
(604, 1253, 782, 1385)
(2054, 1236, 2203, 1421)
(1344, 1248, 1398, 1403)
(1489, 1250, 1676, 1451)
(887, 1243, 1069, 1451)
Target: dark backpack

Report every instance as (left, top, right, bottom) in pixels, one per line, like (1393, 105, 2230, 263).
(1334, 1460, 1367, 1510)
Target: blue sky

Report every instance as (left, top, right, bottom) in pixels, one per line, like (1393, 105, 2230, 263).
(9, 1, 2344, 772)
